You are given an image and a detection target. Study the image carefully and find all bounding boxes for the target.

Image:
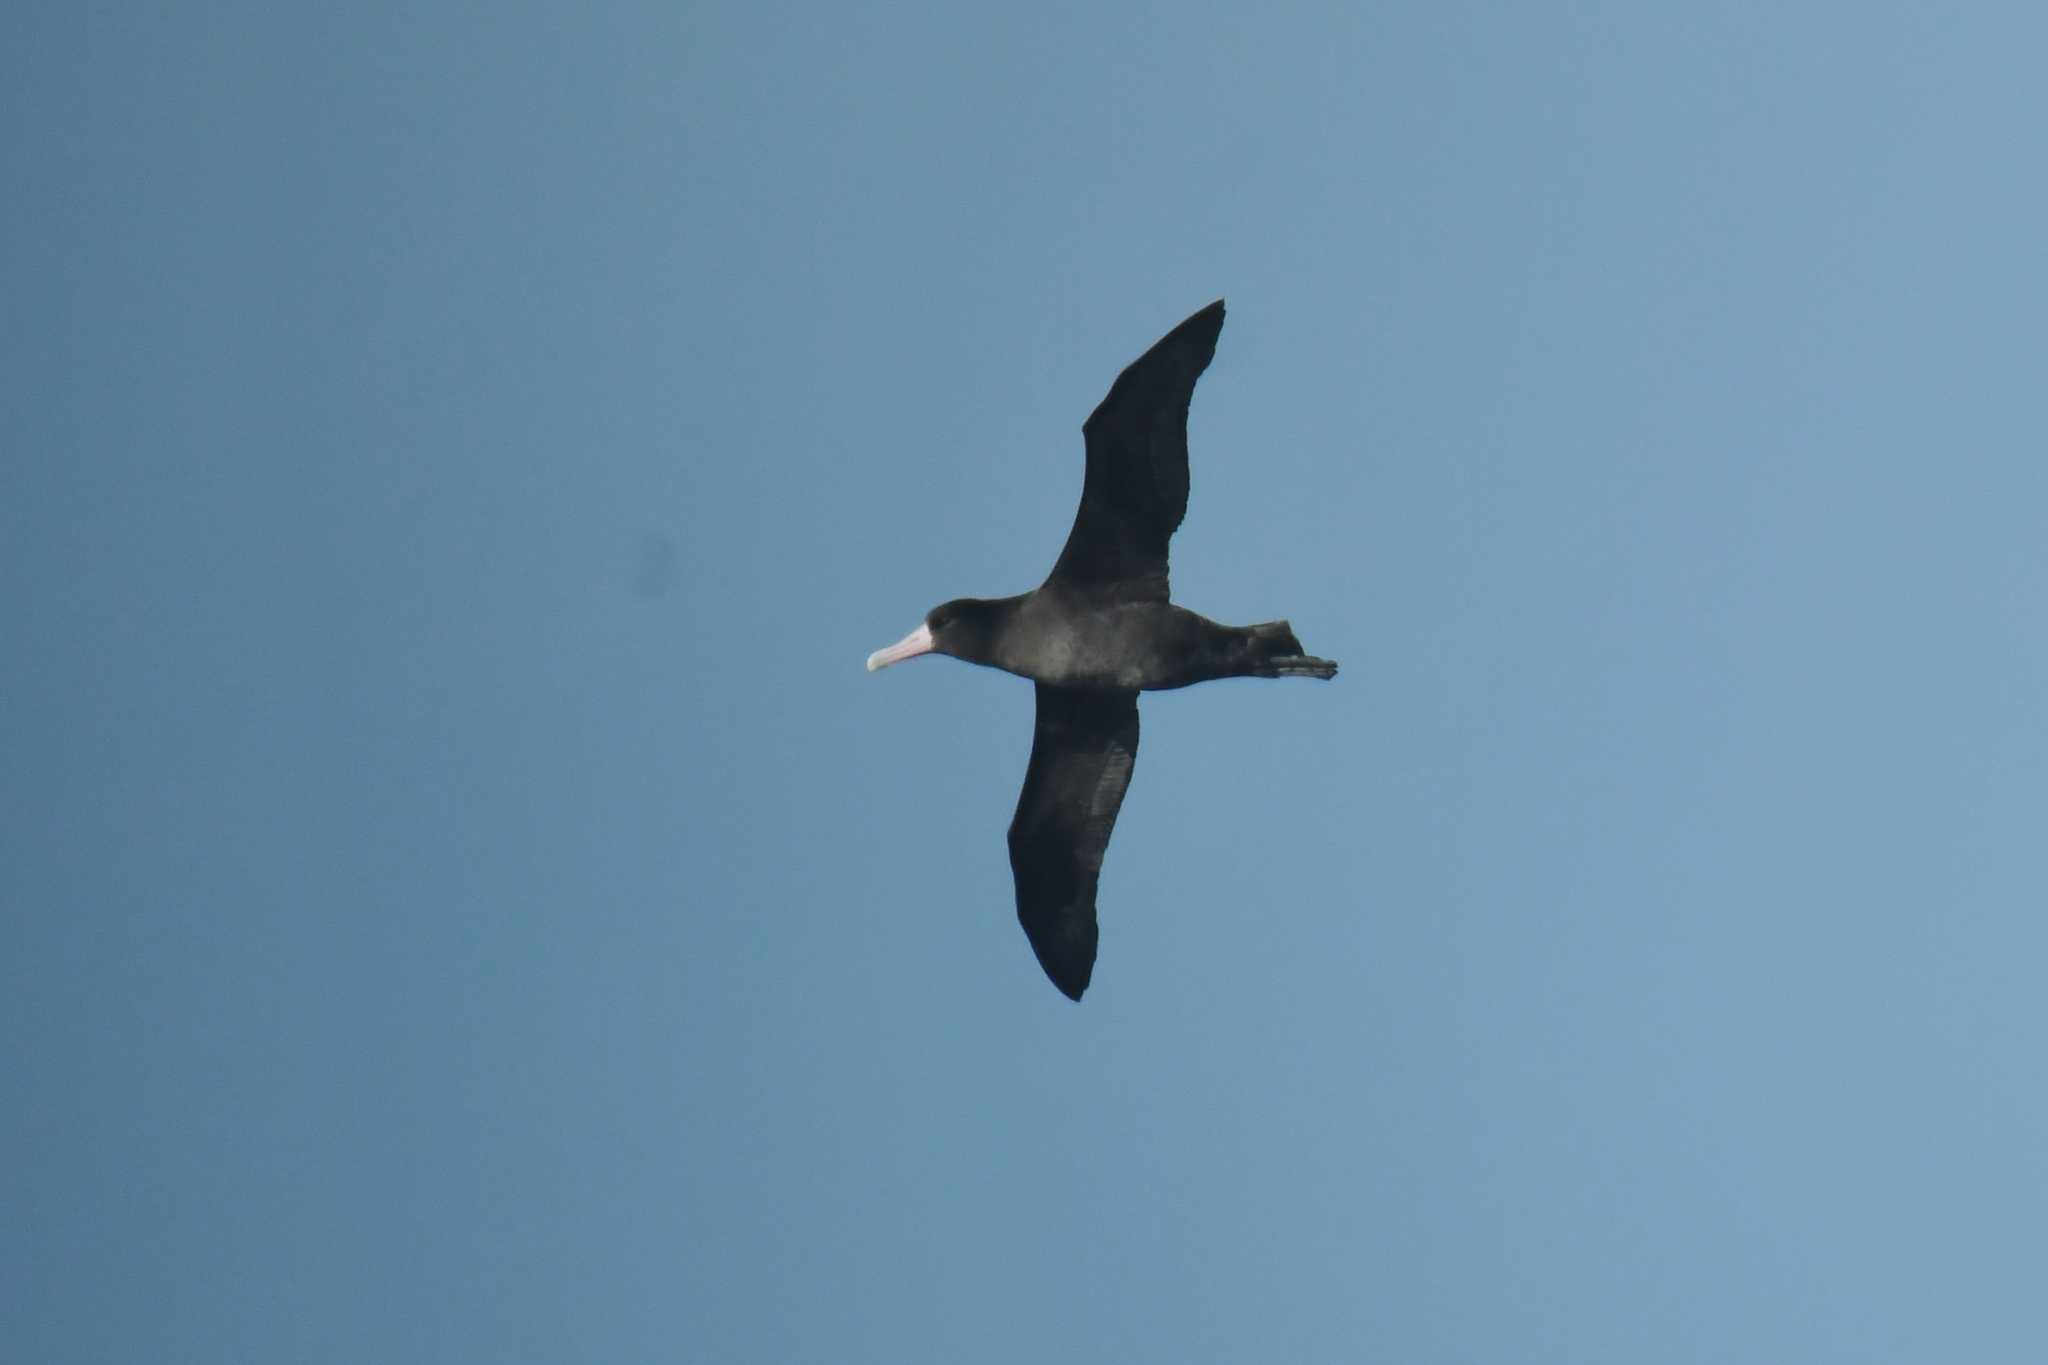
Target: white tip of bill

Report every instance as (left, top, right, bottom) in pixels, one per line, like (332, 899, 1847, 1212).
(866, 622, 934, 672)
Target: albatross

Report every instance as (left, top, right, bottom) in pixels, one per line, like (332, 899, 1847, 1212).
(867, 300, 1337, 1000)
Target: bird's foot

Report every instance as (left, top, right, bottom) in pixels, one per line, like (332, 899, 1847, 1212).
(1264, 655, 1338, 680)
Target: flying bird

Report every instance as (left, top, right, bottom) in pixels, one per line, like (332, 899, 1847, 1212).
(867, 301, 1337, 1000)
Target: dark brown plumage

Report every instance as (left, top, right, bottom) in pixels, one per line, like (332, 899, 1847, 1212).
(868, 301, 1336, 999)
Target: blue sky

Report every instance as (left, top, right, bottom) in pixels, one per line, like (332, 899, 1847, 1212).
(8, 2, 2048, 1360)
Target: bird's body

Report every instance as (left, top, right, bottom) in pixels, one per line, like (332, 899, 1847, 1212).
(910, 591, 1323, 692)
(868, 301, 1336, 1000)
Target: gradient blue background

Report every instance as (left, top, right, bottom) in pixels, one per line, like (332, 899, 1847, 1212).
(8, 3, 2046, 1361)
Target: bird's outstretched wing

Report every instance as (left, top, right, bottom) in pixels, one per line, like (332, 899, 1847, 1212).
(1043, 300, 1225, 602)
(1007, 684, 1141, 1000)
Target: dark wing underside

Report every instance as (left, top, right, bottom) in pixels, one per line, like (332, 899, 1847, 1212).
(1044, 300, 1226, 602)
(1007, 684, 1142, 1000)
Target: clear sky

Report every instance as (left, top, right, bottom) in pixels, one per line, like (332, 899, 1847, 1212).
(8, 2, 2048, 1361)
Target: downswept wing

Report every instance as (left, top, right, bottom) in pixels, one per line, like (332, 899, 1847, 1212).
(1043, 300, 1226, 602)
(1007, 684, 1142, 1001)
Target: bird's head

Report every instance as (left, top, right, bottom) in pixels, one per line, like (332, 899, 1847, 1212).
(866, 597, 1010, 672)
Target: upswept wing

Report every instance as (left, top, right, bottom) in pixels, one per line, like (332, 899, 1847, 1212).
(1043, 300, 1226, 601)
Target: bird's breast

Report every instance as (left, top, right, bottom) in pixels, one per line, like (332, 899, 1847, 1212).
(1002, 598, 1194, 690)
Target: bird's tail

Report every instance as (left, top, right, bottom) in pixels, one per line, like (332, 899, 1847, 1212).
(1243, 621, 1339, 680)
